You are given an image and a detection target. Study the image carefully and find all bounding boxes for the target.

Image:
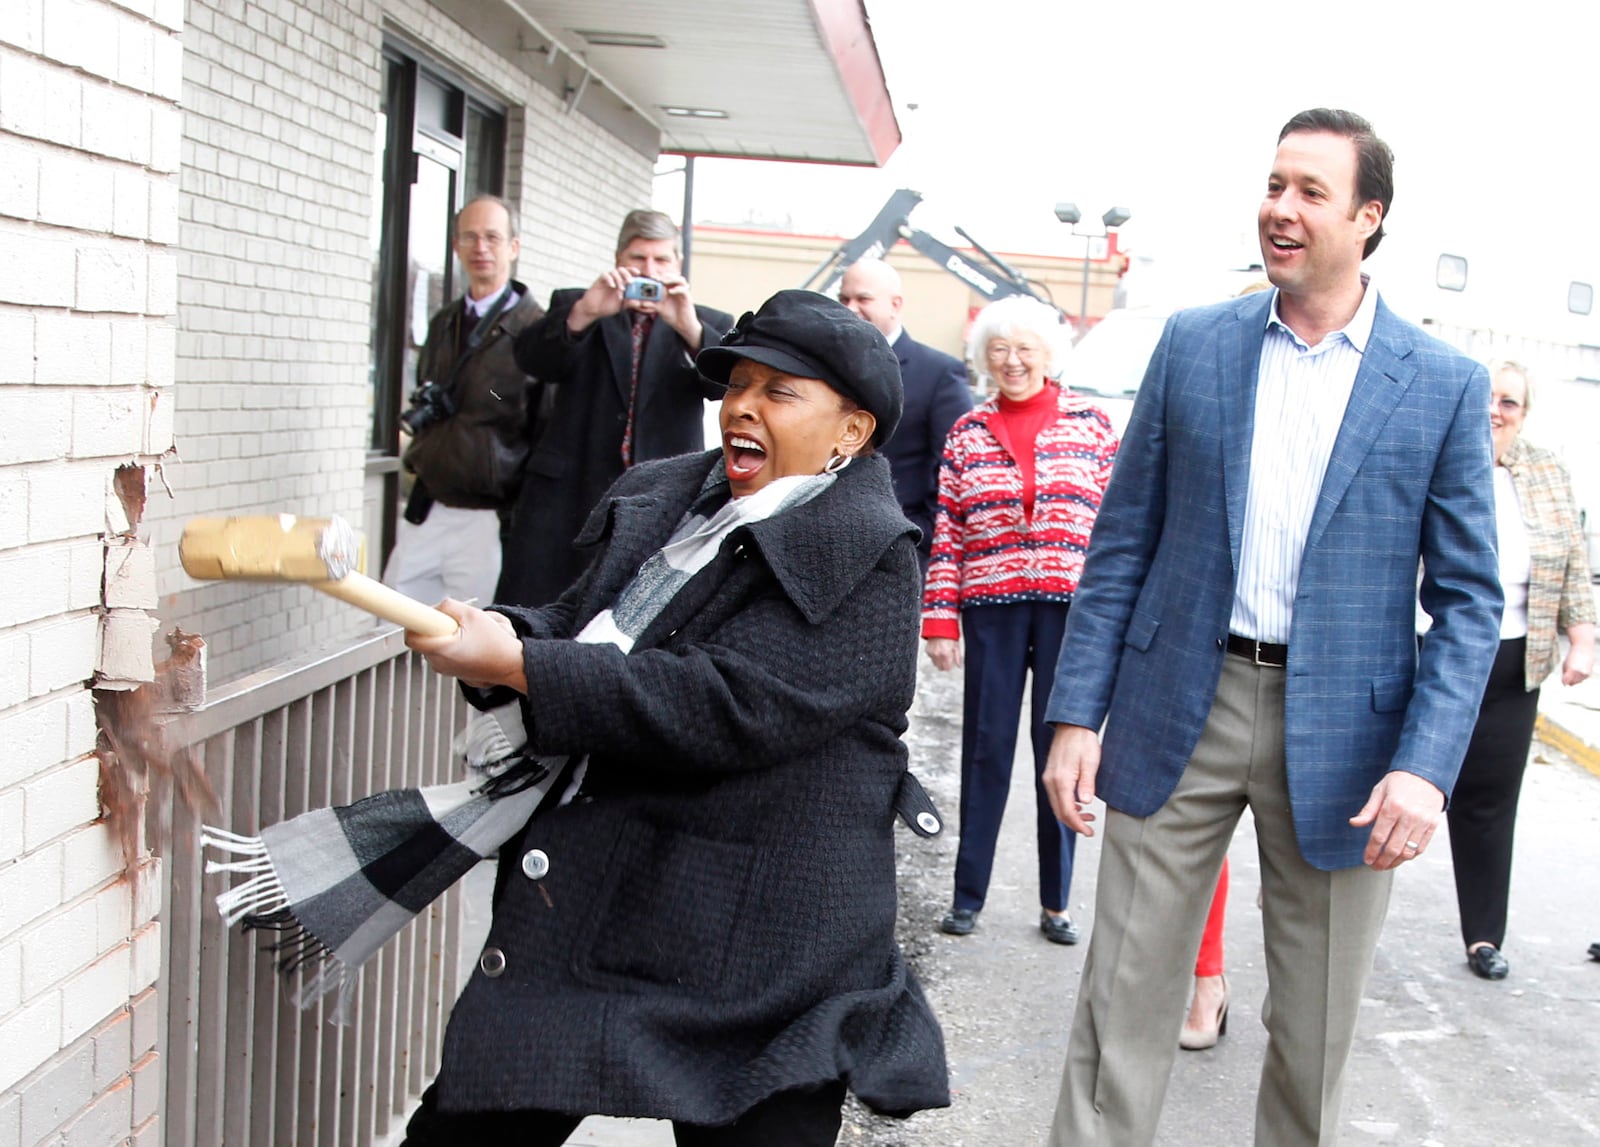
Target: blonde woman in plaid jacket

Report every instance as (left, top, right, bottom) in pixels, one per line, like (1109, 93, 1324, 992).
(1446, 360, 1595, 981)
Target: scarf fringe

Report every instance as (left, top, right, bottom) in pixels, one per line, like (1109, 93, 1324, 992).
(240, 911, 359, 1021)
(201, 826, 294, 929)
(293, 961, 358, 1020)
(201, 825, 268, 850)
(476, 755, 551, 799)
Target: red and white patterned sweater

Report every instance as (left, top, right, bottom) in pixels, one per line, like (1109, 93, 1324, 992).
(921, 384, 1119, 639)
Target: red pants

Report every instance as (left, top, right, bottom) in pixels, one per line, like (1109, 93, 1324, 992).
(1195, 857, 1229, 977)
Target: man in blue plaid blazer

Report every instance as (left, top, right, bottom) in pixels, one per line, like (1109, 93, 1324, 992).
(1041, 109, 1503, 1145)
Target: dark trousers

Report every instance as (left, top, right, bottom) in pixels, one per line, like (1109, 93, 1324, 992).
(1449, 636, 1540, 950)
(402, 1080, 847, 1147)
(953, 601, 1075, 912)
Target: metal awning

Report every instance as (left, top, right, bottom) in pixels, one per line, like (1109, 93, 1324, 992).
(480, 0, 900, 166)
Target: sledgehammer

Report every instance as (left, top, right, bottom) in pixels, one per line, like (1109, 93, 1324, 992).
(179, 514, 459, 637)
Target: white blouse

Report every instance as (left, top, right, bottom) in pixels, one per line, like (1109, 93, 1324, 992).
(1494, 464, 1531, 640)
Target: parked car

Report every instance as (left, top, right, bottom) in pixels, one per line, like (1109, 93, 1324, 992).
(1057, 307, 1171, 434)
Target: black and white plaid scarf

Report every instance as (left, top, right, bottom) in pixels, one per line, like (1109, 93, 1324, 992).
(203, 464, 836, 1016)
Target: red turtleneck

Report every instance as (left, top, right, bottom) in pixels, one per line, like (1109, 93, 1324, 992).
(990, 384, 1057, 517)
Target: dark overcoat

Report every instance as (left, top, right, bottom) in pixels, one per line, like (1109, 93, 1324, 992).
(882, 329, 972, 562)
(436, 450, 950, 1123)
(496, 290, 733, 607)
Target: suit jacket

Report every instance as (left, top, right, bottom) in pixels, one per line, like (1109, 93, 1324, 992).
(1045, 290, 1503, 870)
(497, 289, 733, 606)
(881, 329, 972, 559)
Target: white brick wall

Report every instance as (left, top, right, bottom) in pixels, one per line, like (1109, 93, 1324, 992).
(150, 0, 386, 681)
(0, 0, 180, 1137)
(155, 0, 656, 684)
(6, 0, 662, 1135)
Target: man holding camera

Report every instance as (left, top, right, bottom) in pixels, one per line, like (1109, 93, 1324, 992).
(382, 194, 544, 606)
(497, 208, 733, 606)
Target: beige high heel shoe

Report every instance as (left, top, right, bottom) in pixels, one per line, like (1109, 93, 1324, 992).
(1179, 975, 1229, 1051)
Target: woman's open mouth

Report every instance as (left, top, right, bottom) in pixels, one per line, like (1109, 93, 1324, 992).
(724, 434, 768, 482)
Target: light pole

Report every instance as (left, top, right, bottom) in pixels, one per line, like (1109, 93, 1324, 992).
(1055, 203, 1131, 340)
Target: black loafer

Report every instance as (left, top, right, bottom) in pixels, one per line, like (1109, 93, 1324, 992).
(1040, 911, 1080, 945)
(1588, 941, 1600, 962)
(940, 908, 978, 936)
(1467, 945, 1509, 980)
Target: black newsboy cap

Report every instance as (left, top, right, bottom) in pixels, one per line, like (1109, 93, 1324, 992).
(697, 289, 903, 445)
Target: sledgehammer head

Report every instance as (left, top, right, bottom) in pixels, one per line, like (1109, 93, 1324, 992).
(180, 514, 365, 583)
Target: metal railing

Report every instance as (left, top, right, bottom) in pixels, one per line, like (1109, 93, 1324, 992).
(153, 625, 472, 1146)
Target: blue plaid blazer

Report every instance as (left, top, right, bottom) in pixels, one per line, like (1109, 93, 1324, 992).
(1046, 290, 1503, 870)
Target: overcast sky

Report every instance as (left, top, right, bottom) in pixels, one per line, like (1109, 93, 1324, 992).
(656, 0, 1599, 339)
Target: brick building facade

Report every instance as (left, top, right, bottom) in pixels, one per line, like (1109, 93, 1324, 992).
(1, 0, 180, 1140)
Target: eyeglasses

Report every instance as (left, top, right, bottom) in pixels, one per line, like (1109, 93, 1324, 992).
(1493, 396, 1523, 414)
(985, 342, 1044, 362)
(455, 231, 508, 250)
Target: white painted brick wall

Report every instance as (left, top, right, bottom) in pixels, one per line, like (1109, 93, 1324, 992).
(151, 0, 384, 681)
(0, 942, 19, 1015)
(19, 899, 98, 1001)
(156, 0, 655, 684)
(0, 0, 183, 1137)
(29, 615, 102, 697)
(59, 945, 130, 1047)
(0, 994, 61, 1093)
(22, 758, 102, 853)
(8, 0, 661, 1133)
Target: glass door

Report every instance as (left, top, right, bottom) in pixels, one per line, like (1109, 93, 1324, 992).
(365, 48, 505, 566)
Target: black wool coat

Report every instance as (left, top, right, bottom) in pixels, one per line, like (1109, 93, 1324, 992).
(496, 290, 733, 608)
(435, 450, 950, 1124)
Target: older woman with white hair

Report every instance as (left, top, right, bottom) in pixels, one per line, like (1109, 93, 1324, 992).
(923, 295, 1119, 943)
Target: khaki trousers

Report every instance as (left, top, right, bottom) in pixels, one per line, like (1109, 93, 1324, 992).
(1048, 654, 1393, 1147)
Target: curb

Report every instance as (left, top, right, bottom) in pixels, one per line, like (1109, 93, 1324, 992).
(1535, 713, 1600, 780)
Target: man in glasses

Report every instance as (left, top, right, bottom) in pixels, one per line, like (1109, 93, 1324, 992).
(384, 194, 544, 607)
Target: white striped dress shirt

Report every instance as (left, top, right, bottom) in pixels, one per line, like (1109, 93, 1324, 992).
(1230, 283, 1378, 644)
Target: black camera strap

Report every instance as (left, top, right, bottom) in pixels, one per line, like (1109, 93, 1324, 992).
(444, 283, 517, 390)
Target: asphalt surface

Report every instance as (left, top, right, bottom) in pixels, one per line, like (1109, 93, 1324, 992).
(543, 659, 1600, 1146)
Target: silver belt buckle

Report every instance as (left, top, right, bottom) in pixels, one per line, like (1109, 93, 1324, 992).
(1252, 641, 1271, 667)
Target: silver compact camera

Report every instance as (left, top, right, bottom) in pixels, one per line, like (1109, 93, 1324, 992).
(623, 277, 663, 302)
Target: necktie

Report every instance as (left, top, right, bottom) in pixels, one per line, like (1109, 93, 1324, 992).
(621, 313, 654, 465)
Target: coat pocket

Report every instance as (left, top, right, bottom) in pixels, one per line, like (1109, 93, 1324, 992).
(1369, 673, 1414, 713)
(1125, 609, 1160, 653)
(582, 818, 755, 990)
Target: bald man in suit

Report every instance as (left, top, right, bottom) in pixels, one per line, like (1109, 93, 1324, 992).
(839, 259, 971, 570)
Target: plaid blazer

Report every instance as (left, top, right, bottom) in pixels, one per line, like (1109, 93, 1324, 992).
(1500, 436, 1597, 689)
(1046, 292, 1503, 869)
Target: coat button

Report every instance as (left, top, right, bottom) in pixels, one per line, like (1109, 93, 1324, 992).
(1216, 637, 1224, 649)
(520, 848, 550, 881)
(479, 947, 507, 978)
(917, 811, 941, 833)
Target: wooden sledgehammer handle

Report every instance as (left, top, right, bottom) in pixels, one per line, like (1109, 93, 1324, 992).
(179, 514, 459, 637)
(311, 572, 459, 637)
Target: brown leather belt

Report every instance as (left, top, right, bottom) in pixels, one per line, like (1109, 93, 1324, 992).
(1226, 633, 1288, 668)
